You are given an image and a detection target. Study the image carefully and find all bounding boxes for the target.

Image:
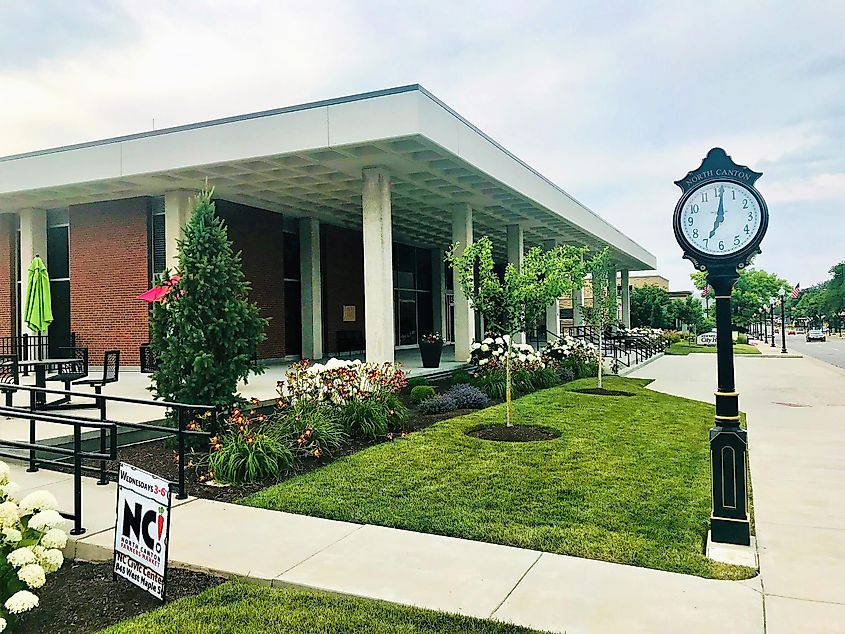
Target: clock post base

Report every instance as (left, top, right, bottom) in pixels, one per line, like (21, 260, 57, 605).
(710, 517, 751, 546)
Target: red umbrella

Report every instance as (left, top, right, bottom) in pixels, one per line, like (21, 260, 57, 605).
(136, 275, 180, 302)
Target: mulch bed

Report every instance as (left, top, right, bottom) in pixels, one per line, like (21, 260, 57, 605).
(467, 424, 560, 442)
(16, 560, 224, 634)
(570, 387, 635, 397)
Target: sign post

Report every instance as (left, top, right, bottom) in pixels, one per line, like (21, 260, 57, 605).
(673, 148, 769, 546)
(113, 463, 172, 601)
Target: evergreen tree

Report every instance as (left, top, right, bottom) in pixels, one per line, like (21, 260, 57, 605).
(149, 189, 267, 429)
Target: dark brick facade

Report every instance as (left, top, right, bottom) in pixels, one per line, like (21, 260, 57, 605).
(69, 198, 150, 365)
(216, 200, 286, 359)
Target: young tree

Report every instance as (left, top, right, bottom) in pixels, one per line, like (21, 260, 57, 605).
(447, 236, 585, 426)
(150, 189, 267, 430)
(692, 267, 789, 327)
(582, 248, 615, 389)
(669, 295, 707, 333)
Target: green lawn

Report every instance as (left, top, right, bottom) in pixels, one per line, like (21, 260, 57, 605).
(100, 582, 546, 634)
(666, 340, 760, 355)
(243, 376, 755, 580)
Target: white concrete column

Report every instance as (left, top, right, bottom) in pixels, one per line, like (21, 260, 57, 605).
(18, 209, 47, 335)
(164, 190, 193, 272)
(572, 287, 585, 327)
(299, 217, 323, 360)
(542, 239, 562, 342)
(620, 269, 631, 328)
(507, 224, 525, 343)
(452, 204, 474, 362)
(431, 248, 446, 339)
(362, 168, 394, 363)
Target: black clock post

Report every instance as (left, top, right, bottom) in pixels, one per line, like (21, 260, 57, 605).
(673, 148, 769, 546)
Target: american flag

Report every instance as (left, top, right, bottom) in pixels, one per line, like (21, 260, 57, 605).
(791, 283, 800, 300)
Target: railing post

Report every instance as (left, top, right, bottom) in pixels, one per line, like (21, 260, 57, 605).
(27, 390, 37, 472)
(177, 408, 187, 500)
(70, 423, 85, 535)
(97, 391, 108, 485)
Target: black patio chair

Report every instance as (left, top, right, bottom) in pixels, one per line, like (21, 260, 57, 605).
(46, 346, 89, 391)
(0, 354, 19, 407)
(74, 350, 119, 394)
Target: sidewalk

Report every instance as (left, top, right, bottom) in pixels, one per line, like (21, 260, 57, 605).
(7, 458, 762, 634)
(631, 354, 845, 634)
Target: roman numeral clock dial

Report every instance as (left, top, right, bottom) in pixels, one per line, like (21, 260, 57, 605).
(679, 181, 762, 258)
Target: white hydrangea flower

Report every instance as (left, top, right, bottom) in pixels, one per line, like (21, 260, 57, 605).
(39, 528, 67, 550)
(482, 337, 494, 344)
(0, 482, 20, 501)
(18, 563, 46, 589)
(478, 358, 488, 366)
(0, 462, 9, 486)
(39, 548, 63, 574)
(7, 547, 36, 568)
(491, 349, 500, 356)
(5, 590, 38, 614)
(495, 337, 504, 345)
(0, 616, 6, 632)
(471, 342, 481, 350)
(27, 509, 65, 532)
(19, 491, 58, 515)
(0, 502, 18, 528)
(480, 344, 489, 352)
(518, 354, 527, 362)
(2, 527, 21, 545)
(502, 334, 511, 342)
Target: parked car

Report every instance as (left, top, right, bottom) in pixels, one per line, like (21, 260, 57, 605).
(787, 329, 796, 335)
(806, 328, 826, 342)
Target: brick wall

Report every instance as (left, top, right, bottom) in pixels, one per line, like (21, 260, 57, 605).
(216, 200, 285, 359)
(321, 225, 364, 353)
(0, 215, 15, 338)
(69, 198, 150, 365)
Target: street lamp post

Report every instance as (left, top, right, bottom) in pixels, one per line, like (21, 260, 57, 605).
(778, 287, 787, 354)
(770, 300, 776, 347)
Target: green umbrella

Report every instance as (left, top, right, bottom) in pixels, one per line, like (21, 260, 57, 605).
(24, 256, 53, 334)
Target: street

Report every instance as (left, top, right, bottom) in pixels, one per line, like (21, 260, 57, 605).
(779, 334, 845, 370)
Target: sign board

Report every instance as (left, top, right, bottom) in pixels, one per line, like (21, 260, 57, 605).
(114, 463, 172, 601)
(696, 332, 718, 346)
(342, 304, 357, 322)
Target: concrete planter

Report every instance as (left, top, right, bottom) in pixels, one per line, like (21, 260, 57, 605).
(419, 341, 443, 368)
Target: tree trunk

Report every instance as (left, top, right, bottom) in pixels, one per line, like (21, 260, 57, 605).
(505, 336, 514, 427)
(597, 327, 603, 389)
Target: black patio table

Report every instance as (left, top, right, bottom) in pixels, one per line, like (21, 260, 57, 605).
(17, 357, 79, 408)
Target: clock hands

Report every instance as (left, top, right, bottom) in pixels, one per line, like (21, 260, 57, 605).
(709, 185, 725, 238)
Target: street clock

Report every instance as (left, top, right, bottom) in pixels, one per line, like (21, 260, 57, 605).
(673, 148, 769, 272)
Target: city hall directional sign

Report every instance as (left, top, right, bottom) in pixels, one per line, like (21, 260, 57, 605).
(673, 148, 769, 546)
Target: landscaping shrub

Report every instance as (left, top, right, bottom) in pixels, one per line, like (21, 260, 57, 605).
(662, 330, 685, 344)
(418, 394, 458, 415)
(0, 462, 69, 632)
(410, 385, 436, 404)
(475, 367, 508, 400)
(271, 400, 347, 458)
(555, 364, 576, 384)
(407, 377, 428, 390)
(445, 384, 488, 409)
(736, 333, 749, 345)
(451, 369, 472, 385)
(339, 392, 408, 439)
(512, 368, 536, 395)
(531, 366, 558, 390)
(208, 429, 295, 484)
(280, 358, 407, 406)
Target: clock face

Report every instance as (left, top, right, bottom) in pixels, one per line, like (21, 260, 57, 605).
(679, 181, 762, 257)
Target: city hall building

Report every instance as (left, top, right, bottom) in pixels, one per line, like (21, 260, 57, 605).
(0, 85, 656, 368)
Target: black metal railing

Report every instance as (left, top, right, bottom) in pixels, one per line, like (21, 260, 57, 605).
(0, 383, 215, 535)
(526, 325, 666, 370)
(0, 333, 77, 375)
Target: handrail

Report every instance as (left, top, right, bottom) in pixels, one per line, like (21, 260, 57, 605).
(0, 381, 217, 535)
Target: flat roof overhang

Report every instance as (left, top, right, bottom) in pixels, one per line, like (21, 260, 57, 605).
(0, 85, 656, 270)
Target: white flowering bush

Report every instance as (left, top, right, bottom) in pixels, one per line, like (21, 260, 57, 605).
(278, 358, 407, 405)
(618, 327, 666, 344)
(469, 335, 542, 367)
(0, 462, 68, 631)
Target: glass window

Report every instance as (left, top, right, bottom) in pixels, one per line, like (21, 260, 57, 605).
(150, 213, 166, 278)
(397, 290, 418, 346)
(283, 232, 300, 281)
(416, 249, 432, 291)
(394, 244, 415, 289)
(46, 226, 69, 279)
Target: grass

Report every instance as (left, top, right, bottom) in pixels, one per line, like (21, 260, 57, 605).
(243, 376, 755, 580)
(666, 340, 761, 355)
(99, 582, 547, 633)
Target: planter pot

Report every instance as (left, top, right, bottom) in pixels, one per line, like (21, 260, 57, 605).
(419, 341, 443, 368)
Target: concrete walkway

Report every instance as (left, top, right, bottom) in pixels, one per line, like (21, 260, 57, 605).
(631, 353, 845, 634)
(7, 458, 762, 634)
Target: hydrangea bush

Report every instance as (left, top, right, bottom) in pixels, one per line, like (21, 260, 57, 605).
(469, 335, 542, 367)
(279, 358, 407, 405)
(0, 462, 68, 632)
(541, 335, 597, 366)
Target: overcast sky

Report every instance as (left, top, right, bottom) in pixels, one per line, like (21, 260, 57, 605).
(1, 1, 843, 291)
